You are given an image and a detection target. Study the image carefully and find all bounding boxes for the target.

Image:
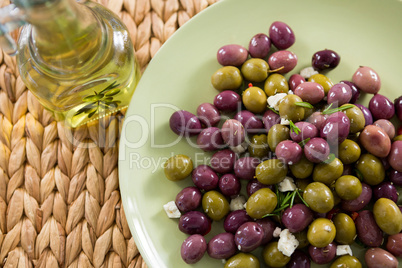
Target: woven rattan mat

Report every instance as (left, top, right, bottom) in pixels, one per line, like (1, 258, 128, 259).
(0, 0, 217, 266)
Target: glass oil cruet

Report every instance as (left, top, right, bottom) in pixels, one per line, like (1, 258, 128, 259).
(0, 0, 140, 128)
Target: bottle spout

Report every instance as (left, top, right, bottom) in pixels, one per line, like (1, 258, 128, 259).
(0, 4, 26, 55)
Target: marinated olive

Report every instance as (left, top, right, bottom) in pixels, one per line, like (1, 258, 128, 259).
(308, 73, 334, 95)
(342, 104, 365, 133)
(192, 165, 219, 191)
(303, 182, 334, 213)
(340, 80, 361, 104)
(373, 181, 398, 203)
(268, 124, 290, 151)
(263, 110, 281, 132)
(181, 234, 207, 264)
(388, 140, 402, 172)
(164, 154, 193, 181)
(386, 233, 402, 257)
(355, 103, 373, 126)
(214, 90, 241, 112)
(169, 110, 202, 136)
(242, 86, 267, 114)
(332, 212, 356, 245)
(352, 66, 381, 94)
(294, 81, 325, 105)
(217, 44, 248, 66)
(248, 33, 271, 58)
(256, 218, 276, 244)
(312, 157, 343, 185)
(248, 134, 270, 158)
(241, 58, 269, 82)
(289, 155, 314, 179)
(307, 218, 336, 248)
(197, 103, 220, 127)
(308, 242, 336, 265)
(207, 233, 236, 259)
(219, 174, 241, 197)
(275, 140, 302, 165)
(262, 242, 291, 267)
(290, 121, 318, 143)
(264, 73, 289, 96)
(365, 248, 398, 268)
(373, 198, 402, 235)
(373, 119, 396, 139)
(293, 230, 309, 249)
(268, 50, 298, 74)
(369, 93, 395, 120)
(327, 83, 352, 106)
(202, 190, 230, 221)
(197, 127, 225, 152)
(246, 188, 277, 219)
(355, 153, 385, 185)
(234, 110, 264, 133)
(234, 157, 260, 180)
(286, 249, 310, 268)
(341, 183, 372, 212)
(304, 137, 330, 163)
(223, 210, 252, 234)
(282, 204, 314, 233)
(395, 95, 402, 121)
(224, 253, 260, 268)
(330, 255, 362, 268)
(320, 111, 350, 145)
(269, 21, 295, 50)
(175, 186, 202, 213)
(312, 49, 340, 70)
(235, 222, 264, 252)
(289, 74, 305, 91)
(338, 139, 361, 164)
(210, 149, 236, 174)
(221, 119, 245, 147)
(335, 175, 362, 201)
(211, 66, 243, 91)
(255, 159, 288, 185)
(355, 210, 383, 247)
(278, 94, 305, 122)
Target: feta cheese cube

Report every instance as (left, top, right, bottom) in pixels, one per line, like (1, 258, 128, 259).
(267, 93, 287, 111)
(278, 177, 297, 192)
(300, 67, 318, 79)
(230, 195, 247, 211)
(278, 229, 299, 257)
(230, 141, 248, 154)
(280, 118, 290, 125)
(163, 201, 181, 218)
(273, 227, 282, 238)
(336, 245, 353, 256)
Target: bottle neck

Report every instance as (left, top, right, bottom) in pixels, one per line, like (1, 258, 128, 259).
(25, 0, 104, 73)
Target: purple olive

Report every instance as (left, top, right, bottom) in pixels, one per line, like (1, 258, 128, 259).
(373, 182, 398, 203)
(294, 82, 325, 105)
(341, 183, 372, 212)
(355, 104, 373, 126)
(234, 157, 260, 180)
(217, 44, 248, 67)
(282, 204, 314, 233)
(196, 103, 220, 127)
(179, 211, 211, 235)
(307, 112, 328, 131)
(355, 210, 383, 247)
(373, 119, 395, 139)
(390, 169, 402, 186)
(275, 140, 302, 165)
(269, 21, 295, 50)
(181, 234, 207, 264)
(352, 66, 381, 94)
(365, 248, 399, 268)
(290, 121, 318, 143)
(196, 127, 224, 152)
(255, 218, 276, 245)
(268, 50, 297, 74)
(340, 80, 360, 104)
(207, 233, 237, 259)
(192, 165, 219, 191)
(175, 187, 202, 213)
(327, 83, 352, 107)
(395, 96, 402, 121)
(210, 149, 236, 174)
(234, 110, 264, 134)
(214, 90, 241, 112)
(219, 174, 241, 197)
(289, 74, 305, 91)
(262, 110, 281, 132)
(320, 112, 350, 145)
(386, 233, 402, 257)
(304, 137, 330, 163)
(248, 33, 271, 58)
(224, 210, 252, 234)
(169, 110, 202, 136)
(235, 222, 264, 252)
(286, 249, 311, 268)
(369, 94, 395, 120)
(308, 242, 337, 264)
(312, 49, 340, 70)
(221, 119, 246, 147)
(388, 141, 402, 172)
(247, 179, 273, 196)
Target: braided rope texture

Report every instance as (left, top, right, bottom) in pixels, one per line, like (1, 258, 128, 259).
(0, 0, 218, 266)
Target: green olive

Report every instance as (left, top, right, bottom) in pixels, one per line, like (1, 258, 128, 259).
(262, 242, 291, 267)
(241, 58, 269, 82)
(202, 191, 229, 221)
(355, 153, 385, 185)
(211, 66, 243, 91)
(303, 182, 334, 213)
(303, 106, 314, 120)
(163, 154, 193, 181)
(335, 175, 362, 201)
(264, 73, 289, 96)
(289, 154, 314, 179)
(333, 212, 356, 245)
(338, 139, 361, 164)
(242, 86, 267, 113)
(278, 94, 305, 122)
(342, 104, 365, 133)
(312, 157, 343, 186)
(307, 218, 336, 248)
(294, 230, 309, 248)
(248, 134, 270, 158)
(308, 74, 334, 95)
(373, 198, 402, 235)
(267, 124, 290, 151)
(255, 159, 288, 185)
(331, 187, 342, 206)
(246, 188, 277, 219)
(330, 255, 362, 268)
(224, 253, 260, 268)
(294, 179, 310, 192)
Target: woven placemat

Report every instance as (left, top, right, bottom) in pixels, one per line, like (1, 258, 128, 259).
(0, 0, 218, 267)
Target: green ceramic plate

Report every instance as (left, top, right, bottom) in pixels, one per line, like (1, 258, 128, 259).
(119, 0, 402, 267)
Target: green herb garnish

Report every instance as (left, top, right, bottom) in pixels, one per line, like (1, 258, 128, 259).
(323, 153, 336, 164)
(268, 106, 279, 115)
(296, 102, 314, 109)
(289, 120, 301, 135)
(263, 187, 309, 218)
(298, 138, 311, 147)
(322, 104, 354, 115)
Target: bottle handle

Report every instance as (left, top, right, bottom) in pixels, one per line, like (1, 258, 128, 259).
(0, 4, 26, 55)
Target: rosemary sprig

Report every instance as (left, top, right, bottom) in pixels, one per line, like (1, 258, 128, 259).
(289, 120, 301, 135)
(322, 104, 354, 115)
(263, 188, 309, 218)
(268, 106, 279, 115)
(298, 138, 311, 147)
(296, 102, 314, 109)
